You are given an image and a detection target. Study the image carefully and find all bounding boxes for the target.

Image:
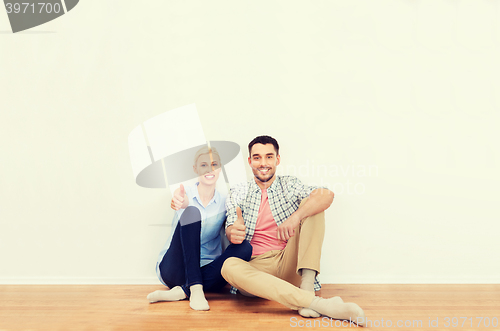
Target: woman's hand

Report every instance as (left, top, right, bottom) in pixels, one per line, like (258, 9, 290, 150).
(171, 184, 189, 210)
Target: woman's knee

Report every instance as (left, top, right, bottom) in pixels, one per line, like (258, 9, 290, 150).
(178, 206, 201, 226)
(240, 240, 253, 261)
(228, 240, 252, 261)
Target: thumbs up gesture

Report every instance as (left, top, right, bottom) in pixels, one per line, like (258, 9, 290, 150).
(171, 184, 188, 210)
(229, 207, 246, 244)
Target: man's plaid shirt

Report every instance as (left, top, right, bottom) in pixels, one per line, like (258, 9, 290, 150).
(225, 175, 324, 294)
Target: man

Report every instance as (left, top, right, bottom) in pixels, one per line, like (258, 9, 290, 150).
(221, 135, 365, 325)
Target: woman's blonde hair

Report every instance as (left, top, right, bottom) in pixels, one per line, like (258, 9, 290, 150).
(193, 145, 221, 166)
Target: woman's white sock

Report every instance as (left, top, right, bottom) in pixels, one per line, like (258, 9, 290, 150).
(189, 284, 210, 311)
(147, 286, 187, 303)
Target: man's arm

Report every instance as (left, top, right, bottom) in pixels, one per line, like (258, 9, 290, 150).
(225, 184, 247, 244)
(293, 188, 334, 221)
(277, 188, 334, 241)
(225, 207, 246, 244)
(225, 225, 234, 242)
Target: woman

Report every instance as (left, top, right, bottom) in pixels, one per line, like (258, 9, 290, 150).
(147, 146, 252, 310)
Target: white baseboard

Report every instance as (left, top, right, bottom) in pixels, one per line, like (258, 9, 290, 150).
(319, 275, 500, 284)
(1, 275, 499, 285)
(0, 277, 162, 285)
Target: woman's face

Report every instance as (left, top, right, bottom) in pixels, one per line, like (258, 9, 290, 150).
(193, 153, 221, 186)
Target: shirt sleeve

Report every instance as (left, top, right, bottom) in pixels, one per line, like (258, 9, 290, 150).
(225, 184, 244, 228)
(226, 188, 238, 228)
(285, 176, 323, 205)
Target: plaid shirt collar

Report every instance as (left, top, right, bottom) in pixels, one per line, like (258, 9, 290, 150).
(248, 175, 280, 193)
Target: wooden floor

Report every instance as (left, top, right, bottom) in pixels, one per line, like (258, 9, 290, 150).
(1, 284, 499, 330)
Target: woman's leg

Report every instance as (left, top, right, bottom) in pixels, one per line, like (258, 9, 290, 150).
(175, 206, 209, 310)
(158, 222, 186, 288)
(148, 221, 188, 303)
(159, 206, 203, 289)
(201, 240, 253, 292)
(148, 207, 205, 307)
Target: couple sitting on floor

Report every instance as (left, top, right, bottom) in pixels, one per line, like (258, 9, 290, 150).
(147, 135, 365, 326)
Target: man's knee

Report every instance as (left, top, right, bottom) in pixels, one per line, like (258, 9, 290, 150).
(298, 210, 325, 244)
(300, 210, 325, 227)
(298, 198, 325, 223)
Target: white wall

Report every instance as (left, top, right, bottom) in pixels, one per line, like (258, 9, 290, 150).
(1, 0, 499, 284)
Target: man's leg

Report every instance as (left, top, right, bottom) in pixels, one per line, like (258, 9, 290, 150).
(278, 203, 325, 284)
(221, 256, 315, 309)
(278, 198, 325, 317)
(221, 257, 366, 325)
(220, 199, 325, 309)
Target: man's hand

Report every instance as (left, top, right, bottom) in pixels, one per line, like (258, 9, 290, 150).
(277, 214, 300, 242)
(170, 184, 188, 210)
(228, 207, 246, 244)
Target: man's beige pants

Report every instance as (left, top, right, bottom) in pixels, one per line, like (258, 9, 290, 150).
(221, 201, 325, 310)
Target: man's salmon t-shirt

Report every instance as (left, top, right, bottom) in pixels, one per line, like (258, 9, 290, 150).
(250, 188, 287, 255)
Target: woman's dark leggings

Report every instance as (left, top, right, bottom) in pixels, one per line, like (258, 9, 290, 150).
(158, 206, 252, 296)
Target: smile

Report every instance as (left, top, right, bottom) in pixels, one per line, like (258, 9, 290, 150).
(205, 174, 215, 179)
(259, 168, 270, 174)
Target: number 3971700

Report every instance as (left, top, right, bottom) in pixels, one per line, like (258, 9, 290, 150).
(5, 3, 62, 14)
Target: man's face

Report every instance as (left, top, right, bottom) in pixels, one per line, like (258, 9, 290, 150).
(248, 143, 280, 184)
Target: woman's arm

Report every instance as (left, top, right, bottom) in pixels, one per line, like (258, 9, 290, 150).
(171, 184, 189, 210)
